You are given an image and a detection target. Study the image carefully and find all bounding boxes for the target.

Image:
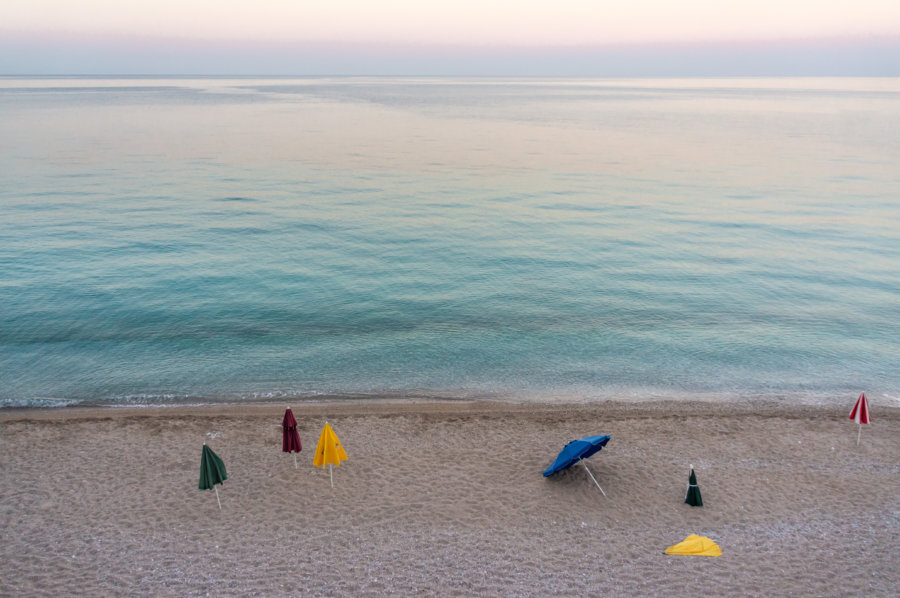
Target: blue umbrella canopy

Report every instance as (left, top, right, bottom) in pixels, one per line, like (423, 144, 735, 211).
(543, 435, 611, 477)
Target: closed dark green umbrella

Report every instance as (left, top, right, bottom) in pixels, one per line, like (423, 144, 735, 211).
(199, 444, 228, 509)
(685, 465, 702, 507)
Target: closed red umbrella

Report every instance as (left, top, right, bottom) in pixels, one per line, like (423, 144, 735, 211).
(282, 408, 302, 467)
(849, 392, 871, 446)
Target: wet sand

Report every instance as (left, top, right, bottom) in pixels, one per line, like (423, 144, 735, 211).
(1, 399, 898, 596)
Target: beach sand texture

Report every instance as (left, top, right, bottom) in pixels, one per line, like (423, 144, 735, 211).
(2, 400, 898, 597)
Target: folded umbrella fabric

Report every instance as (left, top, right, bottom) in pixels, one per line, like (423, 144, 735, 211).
(664, 534, 722, 557)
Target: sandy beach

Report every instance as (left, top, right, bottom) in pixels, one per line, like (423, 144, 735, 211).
(1, 399, 898, 597)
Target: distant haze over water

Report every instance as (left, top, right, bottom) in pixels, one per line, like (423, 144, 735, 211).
(1, 77, 898, 407)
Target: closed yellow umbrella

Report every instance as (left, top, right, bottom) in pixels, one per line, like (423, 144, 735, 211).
(664, 534, 722, 557)
(313, 422, 348, 488)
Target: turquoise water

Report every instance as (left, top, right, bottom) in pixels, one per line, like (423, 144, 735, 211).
(1, 77, 898, 407)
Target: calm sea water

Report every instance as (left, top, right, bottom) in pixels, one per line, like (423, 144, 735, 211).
(1, 77, 898, 408)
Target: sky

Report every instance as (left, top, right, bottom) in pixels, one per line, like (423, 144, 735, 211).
(2, 1, 899, 75)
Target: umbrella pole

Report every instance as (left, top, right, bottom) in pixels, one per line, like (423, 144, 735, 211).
(857, 424, 861, 446)
(293, 453, 298, 468)
(330, 464, 334, 488)
(215, 486, 221, 510)
(579, 460, 606, 496)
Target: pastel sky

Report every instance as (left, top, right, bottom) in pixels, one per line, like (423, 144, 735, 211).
(2, 1, 899, 74)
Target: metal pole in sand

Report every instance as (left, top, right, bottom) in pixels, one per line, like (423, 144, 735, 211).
(857, 424, 862, 447)
(214, 486, 221, 510)
(293, 453, 298, 468)
(579, 459, 606, 496)
(330, 464, 334, 488)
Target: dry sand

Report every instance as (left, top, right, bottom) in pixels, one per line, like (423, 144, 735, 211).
(1, 399, 898, 597)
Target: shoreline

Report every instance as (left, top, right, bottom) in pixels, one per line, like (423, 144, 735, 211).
(3, 394, 899, 421)
(3, 399, 898, 596)
(3, 397, 899, 425)
(4, 386, 898, 413)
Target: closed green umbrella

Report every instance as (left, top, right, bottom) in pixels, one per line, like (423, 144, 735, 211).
(685, 465, 702, 507)
(199, 444, 228, 509)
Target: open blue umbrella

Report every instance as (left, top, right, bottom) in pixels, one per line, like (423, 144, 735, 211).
(543, 434, 611, 496)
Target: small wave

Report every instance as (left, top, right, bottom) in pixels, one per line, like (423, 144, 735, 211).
(203, 226, 270, 235)
(0, 397, 82, 409)
(214, 196, 261, 203)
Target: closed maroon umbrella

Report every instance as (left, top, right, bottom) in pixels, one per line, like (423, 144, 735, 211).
(282, 408, 302, 468)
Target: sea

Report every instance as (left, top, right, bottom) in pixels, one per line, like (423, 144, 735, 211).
(1, 76, 898, 408)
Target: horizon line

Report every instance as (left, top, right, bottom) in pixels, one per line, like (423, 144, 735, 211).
(4, 73, 900, 78)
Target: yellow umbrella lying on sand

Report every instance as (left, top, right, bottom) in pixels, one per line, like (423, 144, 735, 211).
(313, 422, 348, 488)
(664, 534, 722, 557)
